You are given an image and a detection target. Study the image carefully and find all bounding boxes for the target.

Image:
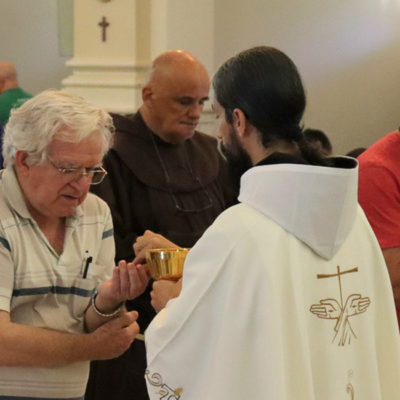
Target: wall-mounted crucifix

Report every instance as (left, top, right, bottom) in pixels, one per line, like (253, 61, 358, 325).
(98, 16, 110, 42)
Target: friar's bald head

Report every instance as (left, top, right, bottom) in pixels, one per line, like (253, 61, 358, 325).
(140, 50, 210, 143)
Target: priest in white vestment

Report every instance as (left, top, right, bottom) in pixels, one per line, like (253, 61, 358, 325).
(144, 46, 400, 400)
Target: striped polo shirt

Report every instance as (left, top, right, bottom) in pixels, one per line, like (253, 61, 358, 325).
(0, 167, 115, 398)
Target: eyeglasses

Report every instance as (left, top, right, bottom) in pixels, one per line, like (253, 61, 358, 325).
(47, 158, 107, 185)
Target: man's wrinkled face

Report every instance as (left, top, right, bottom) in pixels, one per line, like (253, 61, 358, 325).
(17, 131, 104, 222)
(214, 102, 253, 178)
(145, 71, 210, 143)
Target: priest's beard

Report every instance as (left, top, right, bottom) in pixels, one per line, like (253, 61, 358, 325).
(220, 126, 253, 191)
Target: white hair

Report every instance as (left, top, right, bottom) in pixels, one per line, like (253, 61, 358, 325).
(2, 89, 114, 168)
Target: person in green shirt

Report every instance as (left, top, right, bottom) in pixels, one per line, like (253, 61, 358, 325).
(0, 62, 32, 125)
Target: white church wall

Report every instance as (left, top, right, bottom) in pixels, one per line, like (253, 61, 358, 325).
(2, 0, 400, 154)
(0, 0, 70, 95)
(214, 0, 400, 154)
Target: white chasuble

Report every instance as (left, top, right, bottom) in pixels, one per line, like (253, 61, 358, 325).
(145, 161, 400, 400)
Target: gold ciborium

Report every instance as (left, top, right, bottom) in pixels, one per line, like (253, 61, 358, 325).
(146, 248, 190, 281)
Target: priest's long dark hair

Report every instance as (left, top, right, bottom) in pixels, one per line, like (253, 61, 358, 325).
(213, 46, 332, 166)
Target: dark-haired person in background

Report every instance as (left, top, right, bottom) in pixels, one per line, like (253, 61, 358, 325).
(303, 127, 333, 156)
(346, 147, 366, 158)
(144, 46, 400, 400)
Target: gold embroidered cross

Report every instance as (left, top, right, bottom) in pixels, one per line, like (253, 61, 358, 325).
(310, 265, 370, 346)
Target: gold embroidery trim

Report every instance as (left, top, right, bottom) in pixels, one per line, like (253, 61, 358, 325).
(145, 370, 183, 399)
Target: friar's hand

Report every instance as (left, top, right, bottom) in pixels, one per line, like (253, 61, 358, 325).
(133, 230, 179, 265)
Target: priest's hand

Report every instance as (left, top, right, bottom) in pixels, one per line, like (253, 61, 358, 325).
(150, 278, 183, 312)
(133, 230, 180, 265)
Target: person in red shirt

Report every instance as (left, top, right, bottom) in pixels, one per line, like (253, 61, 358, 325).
(358, 129, 400, 326)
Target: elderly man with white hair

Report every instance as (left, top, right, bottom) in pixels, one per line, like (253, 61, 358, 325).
(0, 90, 149, 400)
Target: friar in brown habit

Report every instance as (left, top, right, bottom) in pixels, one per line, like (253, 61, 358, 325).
(86, 50, 237, 400)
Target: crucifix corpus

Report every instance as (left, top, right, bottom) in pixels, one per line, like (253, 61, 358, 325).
(98, 16, 110, 42)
